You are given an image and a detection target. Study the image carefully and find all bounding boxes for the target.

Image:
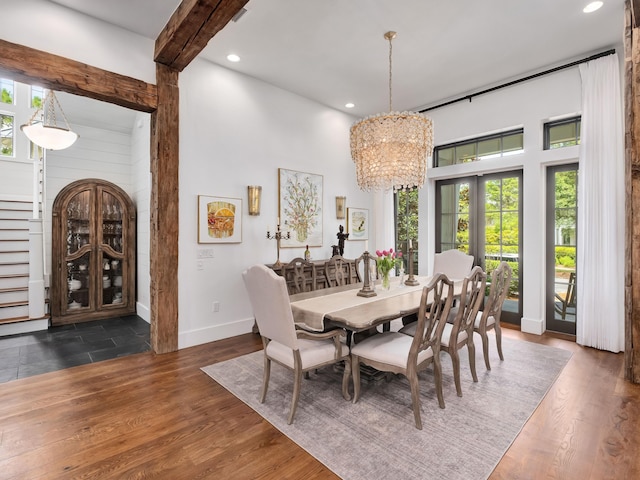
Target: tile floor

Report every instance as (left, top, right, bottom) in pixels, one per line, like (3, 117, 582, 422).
(0, 315, 150, 384)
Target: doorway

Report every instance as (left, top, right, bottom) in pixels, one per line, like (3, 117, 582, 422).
(435, 170, 522, 325)
(546, 164, 578, 335)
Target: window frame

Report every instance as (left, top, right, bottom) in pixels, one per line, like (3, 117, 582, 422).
(543, 116, 581, 150)
(434, 128, 524, 167)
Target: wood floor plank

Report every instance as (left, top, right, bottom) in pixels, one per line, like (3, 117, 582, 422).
(0, 330, 639, 479)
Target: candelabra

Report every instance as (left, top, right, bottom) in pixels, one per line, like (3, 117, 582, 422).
(357, 250, 377, 297)
(266, 224, 290, 267)
(404, 244, 419, 286)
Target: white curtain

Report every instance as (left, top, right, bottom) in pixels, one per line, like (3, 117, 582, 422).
(576, 53, 625, 353)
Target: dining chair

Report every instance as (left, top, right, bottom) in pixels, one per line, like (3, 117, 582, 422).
(554, 271, 576, 321)
(432, 249, 474, 280)
(350, 273, 454, 430)
(400, 266, 485, 397)
(282, 257, 316, 294)
(474, 261, 513, 370)
(324, 255, 354, 287)
(242, 264, 352, 424)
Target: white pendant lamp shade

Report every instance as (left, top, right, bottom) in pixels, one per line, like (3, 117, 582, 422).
(21, 90, 78, 150)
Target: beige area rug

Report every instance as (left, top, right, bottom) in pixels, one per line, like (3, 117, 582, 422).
(202, 335, 572, 480)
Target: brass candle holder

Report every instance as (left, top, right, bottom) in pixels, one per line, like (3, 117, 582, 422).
(357, 250, 377, 297)
(404, 244, 419, 286)
(266, 224, 290, 267)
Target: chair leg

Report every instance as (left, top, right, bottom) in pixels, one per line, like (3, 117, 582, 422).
(288, 362, 303, 425)
(467, 340, 478, 383)
(451, 349, 462, 397)
(260, 355, 271, 403)
(495, 324, 504, 361)
(433, 355, 445, 409)
(407, 369, 423, 430)
(352, 355, 361, 403)
(341, 358, 352, 401)
(479, 331, 491, 370)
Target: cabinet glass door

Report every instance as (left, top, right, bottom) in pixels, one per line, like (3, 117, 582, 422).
(101, 191, 124, 307)
(65, 190, 92, 312)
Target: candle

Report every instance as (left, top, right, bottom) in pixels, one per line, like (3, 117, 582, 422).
(409, 239, 413, 249)
(277, 217, 280, 227)
(267, 225, 271, 233)
(365, 240, 369, 252)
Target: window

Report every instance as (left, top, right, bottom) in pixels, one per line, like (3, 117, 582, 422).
(434, 129, 524, 167)
(1, 79, 14, 105)
(1, 113, 14, 156)
(394, 188, 418, 272)
(544, 116, 581, 149)
(31, 85, 44, 109)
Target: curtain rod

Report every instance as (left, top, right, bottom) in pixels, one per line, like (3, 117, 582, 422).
(419, 48, 616, 113)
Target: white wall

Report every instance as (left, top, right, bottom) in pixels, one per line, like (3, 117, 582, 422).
(177, 58, 369, 348)
(421, 56, 621, 334)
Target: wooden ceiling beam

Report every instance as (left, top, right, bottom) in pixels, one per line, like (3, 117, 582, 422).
(155, 0, 249, 71)
(0, 39, 157, 113)
(633, 0, 640, 27)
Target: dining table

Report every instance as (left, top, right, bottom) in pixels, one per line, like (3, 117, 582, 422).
(289, 275, 463, 343)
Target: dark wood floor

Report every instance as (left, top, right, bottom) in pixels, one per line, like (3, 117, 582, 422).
(0, 327, 638, 479)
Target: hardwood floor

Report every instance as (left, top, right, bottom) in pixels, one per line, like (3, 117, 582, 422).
(0, 328, 638, 479)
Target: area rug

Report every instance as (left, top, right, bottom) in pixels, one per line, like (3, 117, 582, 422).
(201, 336, 572, 480)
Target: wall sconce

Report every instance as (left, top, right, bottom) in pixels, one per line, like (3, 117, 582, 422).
(336, 196, 346, 219)
(248, 185, 262, 216)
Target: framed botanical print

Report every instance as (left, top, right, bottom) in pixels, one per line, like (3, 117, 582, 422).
(198, 195, 242, 243)
(347, 207, 368, 240)
(278, 168, 323, 247)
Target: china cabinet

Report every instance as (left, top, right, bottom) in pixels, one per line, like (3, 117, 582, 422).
(51, 178, 136, 325)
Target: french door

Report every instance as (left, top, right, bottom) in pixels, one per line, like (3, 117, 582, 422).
(435, 170, 522, 325)
(546, 164, 578, 334)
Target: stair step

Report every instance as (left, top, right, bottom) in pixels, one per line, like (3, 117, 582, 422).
(0, 287, 28, 304)
(0, 230, 29, 240)
(0, 209, 33, 219)
(0, 200, 32, 211)
(0, 274, 29, 289)
(0, 251, 29, 262)
(0, 314, 48, 326)
(0, 240, 29, 251)
(0, 303, 29, 320)
(0, 262, 29, 275)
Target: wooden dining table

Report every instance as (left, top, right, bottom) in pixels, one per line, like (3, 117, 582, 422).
(290, 276, 462, 340)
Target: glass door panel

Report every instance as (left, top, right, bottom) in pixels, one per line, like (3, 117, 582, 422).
(66, 190, 91, 255)
(66, 251, 91, 311)
(102, 191, 123, 253)
(546, 164, 577, 334)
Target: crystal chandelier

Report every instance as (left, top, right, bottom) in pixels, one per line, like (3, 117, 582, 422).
(350, 32, 433, 191)
(21, 90, 78, 150)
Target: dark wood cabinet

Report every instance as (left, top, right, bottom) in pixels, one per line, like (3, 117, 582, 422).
(51, 178, 136, 325)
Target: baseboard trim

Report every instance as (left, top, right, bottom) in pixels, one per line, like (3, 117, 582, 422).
(136, 302, 150, 322)
(0, 318, 49, 336)
(178, 317, 255, 349)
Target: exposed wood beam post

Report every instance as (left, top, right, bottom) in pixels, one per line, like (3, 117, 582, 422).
(150, 63, 180, 354)
(625, 0, 640, 382)
(0, 39, 157, 112)
(155, 0, 249, 71)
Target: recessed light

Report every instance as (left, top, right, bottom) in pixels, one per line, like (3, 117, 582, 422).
(345, 103, 355, 109)
(227, 54, 241, 62)
(583, 1, 603, 13)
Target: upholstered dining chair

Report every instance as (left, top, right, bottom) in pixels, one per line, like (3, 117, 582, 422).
(242, 264, 352, 424)
(351, 273, 454, 430)
(432, 249, 474, 280)
(400, 266, 486, 397)
(474, 261, 513, 370)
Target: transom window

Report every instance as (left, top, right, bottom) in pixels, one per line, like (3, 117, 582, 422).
(1, 113, 15, 156)
(31, 85, 44, 109)
(1, 78, 14, 105)
(544, 116, 581, 150)
(434, 129, 524, 167)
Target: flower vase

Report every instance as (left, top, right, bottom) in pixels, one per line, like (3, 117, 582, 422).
(380, 270, 391, 290)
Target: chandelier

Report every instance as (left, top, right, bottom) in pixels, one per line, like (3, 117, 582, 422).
(21, 90, 78, 150)
(350, 31, 433, 192)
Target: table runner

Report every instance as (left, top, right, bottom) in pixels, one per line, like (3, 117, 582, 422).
(291, 276, 430, 331)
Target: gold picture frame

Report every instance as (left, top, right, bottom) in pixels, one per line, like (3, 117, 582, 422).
(278, 168, 323, 247)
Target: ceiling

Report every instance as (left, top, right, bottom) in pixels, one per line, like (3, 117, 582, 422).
(48, 0, 625, 126)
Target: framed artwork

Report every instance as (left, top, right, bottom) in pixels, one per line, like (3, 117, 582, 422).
(347, 207, 369, 240)
(278, 168, 323, 247)
(197, 195, 242, 243)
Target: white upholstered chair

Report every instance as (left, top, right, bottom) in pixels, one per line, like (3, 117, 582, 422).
(432, 249, 474, 280)
(242, 264, 352, 424)
(350, 273, 454, 430)
(474, 261, 513, 370)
